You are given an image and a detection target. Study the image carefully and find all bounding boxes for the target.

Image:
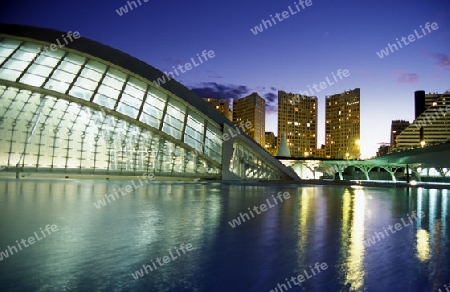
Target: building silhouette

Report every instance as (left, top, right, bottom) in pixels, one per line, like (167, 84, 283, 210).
(376, 144, 390, 157)
(325, 88, 360, 159)
(390, 120, 410, 151)
(277, 91, 317, 157)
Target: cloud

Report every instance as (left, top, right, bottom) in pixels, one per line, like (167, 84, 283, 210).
(190, 82, 250, 103)
(264, 92, 277, 103)
(189, 82, 279, 114)
(430, 53, 450, 69)
(425, 53, 450, 79)
(263, 92, 278, 113)
(398, 73, 419, 84)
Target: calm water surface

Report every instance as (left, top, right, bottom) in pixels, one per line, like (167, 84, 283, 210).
(0, 179, 449, 292)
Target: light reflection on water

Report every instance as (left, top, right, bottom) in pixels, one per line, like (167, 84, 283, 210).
(342, 189, 366, 291)
(0, 179, 449, 291)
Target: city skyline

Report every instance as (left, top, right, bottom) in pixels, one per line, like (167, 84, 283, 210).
(1, 0, 448, 158)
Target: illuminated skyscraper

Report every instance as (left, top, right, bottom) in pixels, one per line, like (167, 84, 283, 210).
(325, 88, 360, 159)
(277, 91, 317, 157)
(203, 97, 232, 121)
(232, 92, 265, 147)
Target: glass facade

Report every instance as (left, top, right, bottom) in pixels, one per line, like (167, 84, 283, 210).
(229, 141, 280, 179)
(0, 37, 223, 178)
(0, 35, 289, 180)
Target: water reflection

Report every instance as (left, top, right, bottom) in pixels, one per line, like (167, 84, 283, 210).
(0, 180, 449, 291)
(0, 180, 225, 291)
(414, 188, 450, 290)
(339, 188, 366, 291)
(443, 189, 448, 238)
(297, 188, 314, 265)
(416, 229, 430, 261)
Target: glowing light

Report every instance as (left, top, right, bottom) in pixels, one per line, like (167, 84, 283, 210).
(409, 180, 418, 186)
(416, 229, 430, 261)
(344, 189, 366, 290)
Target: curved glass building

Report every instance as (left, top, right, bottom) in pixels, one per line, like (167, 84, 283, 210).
(0, 24, 299, 181)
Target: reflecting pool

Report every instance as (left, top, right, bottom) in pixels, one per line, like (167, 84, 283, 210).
(0, 179, 449, 291)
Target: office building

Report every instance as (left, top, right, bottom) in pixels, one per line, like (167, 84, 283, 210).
(277, 91, 317, 158)
(232, 92, 265, 147)
(203, 97, 232, 121)
(265, 132, 277, 156)
(325, 88, 360, 159)
(315, 145, 326, 159)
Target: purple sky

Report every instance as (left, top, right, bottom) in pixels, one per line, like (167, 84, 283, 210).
(1, 0, 449, 157)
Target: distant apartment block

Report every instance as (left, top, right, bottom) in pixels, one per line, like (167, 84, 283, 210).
(265, 132, 277, 156)
(390, 120, 410, 151)
(325, 88, 360, 159)
(277, 91, 317, 158)
(316, 144, 326, 159)
(396, 91, 450, 150)
(233, 92, 265, 147)
(377, 144, 390, 157)
(204, 97, 232, 121)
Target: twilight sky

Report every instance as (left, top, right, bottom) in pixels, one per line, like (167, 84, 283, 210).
(1, 0, 449, 158)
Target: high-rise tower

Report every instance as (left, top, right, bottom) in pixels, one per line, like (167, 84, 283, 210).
(325, 88, 360, 159)
(277, 91, 317, 157)
(232, 92, 265, 147)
